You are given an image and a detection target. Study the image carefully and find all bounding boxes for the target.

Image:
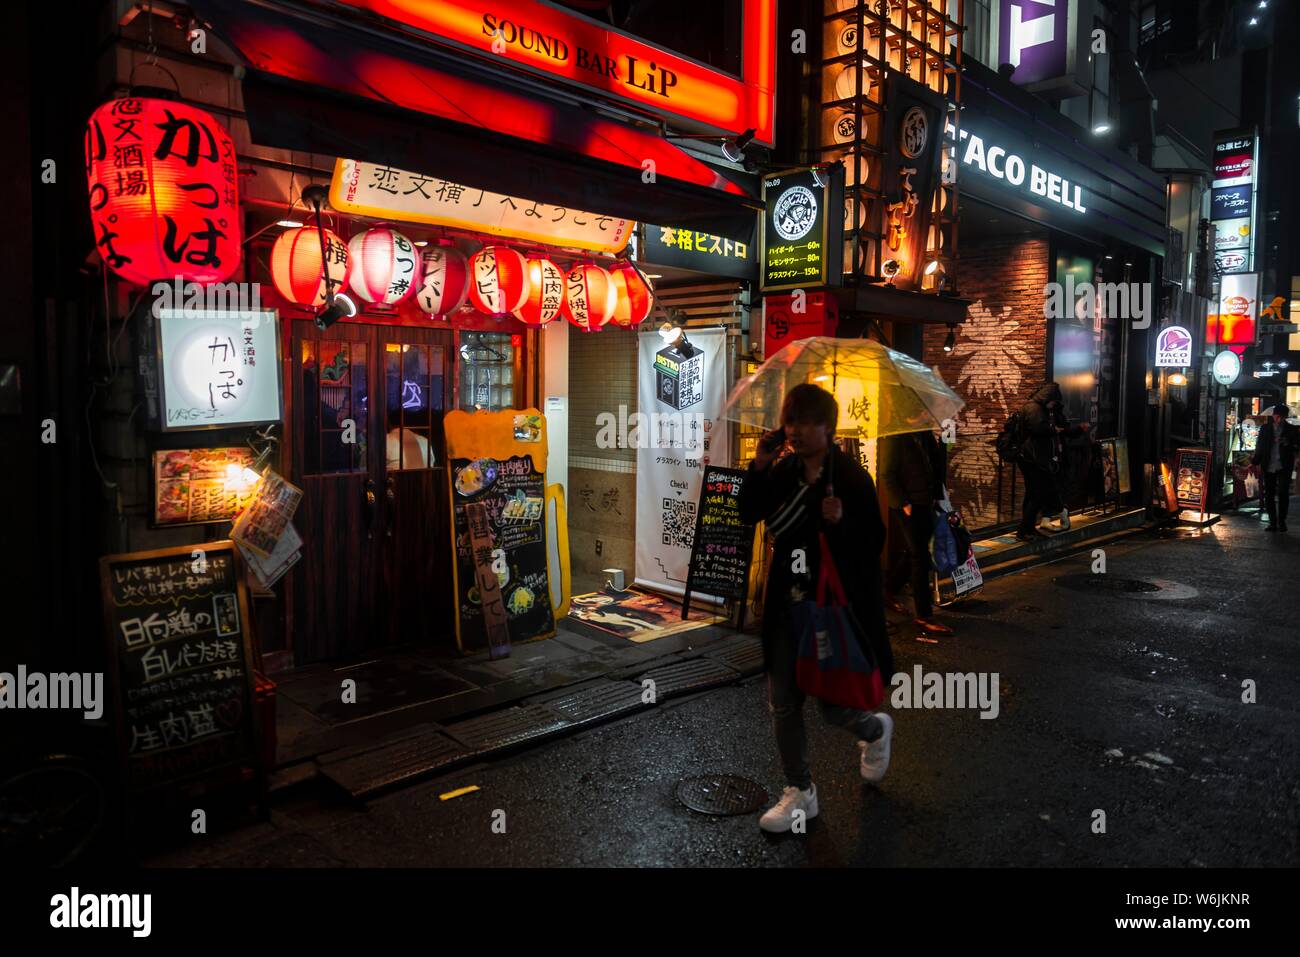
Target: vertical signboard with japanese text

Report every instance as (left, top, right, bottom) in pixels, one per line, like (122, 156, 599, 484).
(634, 328, 730, 597)
(760, 166, 843, 291)
(879, 77, 947, 291)
(1211, 129, 1258, 275)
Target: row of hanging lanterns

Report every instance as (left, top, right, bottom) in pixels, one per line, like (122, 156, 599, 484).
(82, 97, 653, 331)
(269, 224, 654, 331)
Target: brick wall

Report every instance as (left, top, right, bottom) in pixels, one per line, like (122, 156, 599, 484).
(922, 232, 1050, 529)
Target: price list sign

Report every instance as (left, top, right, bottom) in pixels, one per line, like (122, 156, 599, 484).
(682, 466, 756, 621)
(760, 166, 843, 291)
(1173, 448, 1213, 513)
(99, 542, 262, 801)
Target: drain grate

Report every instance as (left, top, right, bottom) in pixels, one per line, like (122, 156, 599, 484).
(1053, 574, 1161, 594)
(677, 774, 767, 816)
(703, 636, 765, 675)
(638, 658, 740, 699)
(444, 704, 571, 752)
(319, 731, 467, 800)
(532, 680, 648, 726)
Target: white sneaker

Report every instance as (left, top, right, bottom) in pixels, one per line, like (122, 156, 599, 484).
(858, 713, 894, 783)
(1057, 508, 1071, 531)
(759, 784, 819, 833)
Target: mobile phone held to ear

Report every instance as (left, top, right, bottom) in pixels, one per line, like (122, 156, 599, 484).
(759, 427, 786, 454)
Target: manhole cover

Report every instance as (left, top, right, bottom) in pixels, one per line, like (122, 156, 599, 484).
(676, 774, 767, 816)
(1052, 574, 1161, 594)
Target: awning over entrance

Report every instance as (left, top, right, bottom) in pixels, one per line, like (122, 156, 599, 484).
(192, 0, 761, 240)
(839, 284, 970, 326)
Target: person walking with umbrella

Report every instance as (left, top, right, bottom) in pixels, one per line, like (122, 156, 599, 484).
(1253, 405, 1298, 532)
(738, 383, 895, 833)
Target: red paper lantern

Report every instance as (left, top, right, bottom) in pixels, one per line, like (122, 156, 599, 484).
(348, 227, 420, 304)
(270, 226, 351, 307)
(469, 245, 530, 316)
(84, 97, 242, 286)
(415, 244, 469, 316)
(609, 260, 655, 328)
(514, 258, 566, 326)
(562, 262, 617, 332)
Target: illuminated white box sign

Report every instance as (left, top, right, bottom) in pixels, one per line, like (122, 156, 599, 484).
(157, 309, 282, 431)
(1154, 325, 1193, 368)
(948, 124, 1086, 214)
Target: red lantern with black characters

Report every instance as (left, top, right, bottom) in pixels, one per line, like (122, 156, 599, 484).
(270, 226, 351, 307)
(608, 260, 655, 328)
(514, 257, 565, 326)
(415, 243, 470, 317)
(85, 96, 242, 286)
(562, 261, 617, 332)
(469, 245, 530, 316)
(348, 227, 420, 304)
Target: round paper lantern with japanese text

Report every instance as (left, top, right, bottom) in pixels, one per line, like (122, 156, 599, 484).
(270, 226, 351, 307)
(415, 244, 469, 316)
(469, 245, 529, 316)
(84, 97, 242, 286)
(562, 262, 617, 332)
(608, 261, 655, 328)
(348, 227, 419, 304)
(514, 258, 565, 326)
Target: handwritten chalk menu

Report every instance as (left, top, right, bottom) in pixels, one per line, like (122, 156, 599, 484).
(451, 454, 555, 651)
(683, 466, 756, 613)
(99, 542, 262, 798)
(1174, 448, 1213, 512)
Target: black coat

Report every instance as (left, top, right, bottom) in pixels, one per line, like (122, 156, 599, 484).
(738, 444, 894, 679)
(878, 430, 946, 509)
(1252, 419, 1299, 473)
(1019, 382, 1085, 470)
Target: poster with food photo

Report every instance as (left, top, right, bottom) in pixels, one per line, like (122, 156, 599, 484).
(152, 448, 258, 527)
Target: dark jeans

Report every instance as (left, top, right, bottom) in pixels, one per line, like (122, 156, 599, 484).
(886, 506, 934, 619)
(1263, 469, 1293, 525)
(1017, 462, 1061, 534)
(766, 624, 882, 790)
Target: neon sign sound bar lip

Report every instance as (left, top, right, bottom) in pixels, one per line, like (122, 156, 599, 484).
(330, 0, 775, 145)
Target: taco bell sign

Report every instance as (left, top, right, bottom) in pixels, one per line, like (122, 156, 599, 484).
(1155, 325, 1193, 368)
(998, 0, 1073, 87)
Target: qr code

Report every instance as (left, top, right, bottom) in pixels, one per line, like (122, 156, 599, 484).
(662, 498, 696, 548)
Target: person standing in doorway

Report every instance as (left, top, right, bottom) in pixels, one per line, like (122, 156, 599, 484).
(1015, 382, 1089, 541)
(1253, 405, 1298, 532)
(880, 429, 953, 636)
(739, 384, 894, 834)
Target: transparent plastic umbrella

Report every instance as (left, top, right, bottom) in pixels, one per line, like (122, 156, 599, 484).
(721, 337, 964, 438)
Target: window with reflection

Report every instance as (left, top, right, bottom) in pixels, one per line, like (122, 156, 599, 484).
(385, 342, 445, 470)
(458, 332, 516, 412)
(302, 339, 367, 475)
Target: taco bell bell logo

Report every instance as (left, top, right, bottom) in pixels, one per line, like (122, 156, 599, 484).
(1155, 325, 1192, 367)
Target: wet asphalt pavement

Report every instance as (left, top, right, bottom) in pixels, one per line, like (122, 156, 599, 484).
(149, 507, 1300, 867)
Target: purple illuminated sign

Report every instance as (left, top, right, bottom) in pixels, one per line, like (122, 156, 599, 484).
(998, 0, 1072, 87)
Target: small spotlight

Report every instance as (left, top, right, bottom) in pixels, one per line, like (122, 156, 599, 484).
(316, 292, 357, 330)
(942, 324, 956, 353)
(881, 259, 901, 279)
(414, 240, 428, 247)
(1093, 123, 1111, 134)
(1168, 372, 1188, 386)
(924, 258, 944, 277)
(721, 128, 757, 163)
(1249, 16, 1258, 24)
(276, 219, 305, 228)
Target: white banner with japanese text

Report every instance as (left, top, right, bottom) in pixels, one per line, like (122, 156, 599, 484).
(330, 158, 633, 254)
(634, 327, 730, 597)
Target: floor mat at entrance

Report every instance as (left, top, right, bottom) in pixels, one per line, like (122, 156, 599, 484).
(566, 586, 720, 642)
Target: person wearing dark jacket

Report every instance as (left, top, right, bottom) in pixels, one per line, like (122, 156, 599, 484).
(879, 430, 953, 635)
(1015, 382, 1088, 540)
(1252, 405, 1298, 532)
(738, 383, 894, 834)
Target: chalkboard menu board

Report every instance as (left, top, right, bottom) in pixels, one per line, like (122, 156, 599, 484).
(451, 453, 555, 651)
(683, 466, 756, 620)
(1174, 447, 1213, 512)
(99, 542, 262, 799)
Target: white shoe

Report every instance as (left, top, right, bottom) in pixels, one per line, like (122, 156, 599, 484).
(759, 784, 819, 833)
(858, 713, 894, 783)
(1057, 508, 1071, 531)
